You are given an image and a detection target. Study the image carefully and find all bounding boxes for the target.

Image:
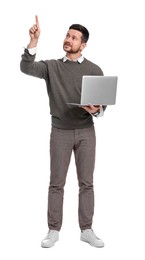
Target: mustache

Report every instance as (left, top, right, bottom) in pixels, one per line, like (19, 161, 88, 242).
(64, 42, 72, 47)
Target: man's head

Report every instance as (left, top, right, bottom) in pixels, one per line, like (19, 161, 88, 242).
(63, 24, 89, 55)
(69, 24, 89, 43)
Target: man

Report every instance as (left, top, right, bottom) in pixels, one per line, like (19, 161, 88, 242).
(20, 15, 106, 248)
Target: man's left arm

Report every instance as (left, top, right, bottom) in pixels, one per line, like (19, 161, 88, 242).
(82, 104, 107, 117)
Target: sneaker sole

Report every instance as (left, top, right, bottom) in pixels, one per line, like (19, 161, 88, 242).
(81, 238, 104, 248)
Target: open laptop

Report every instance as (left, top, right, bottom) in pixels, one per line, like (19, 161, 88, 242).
(67, 75, 118, 106)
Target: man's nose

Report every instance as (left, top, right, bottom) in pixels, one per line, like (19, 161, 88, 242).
(66, 36, 72, 42)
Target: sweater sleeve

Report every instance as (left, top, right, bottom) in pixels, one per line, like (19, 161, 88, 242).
(20, 48, 48, 80)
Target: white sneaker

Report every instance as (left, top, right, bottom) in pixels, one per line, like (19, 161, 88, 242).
(41, 230, 59, 248)
(81, 229, 104, 248)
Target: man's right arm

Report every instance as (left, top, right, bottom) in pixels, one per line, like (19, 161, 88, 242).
(20, 16, 47, 79)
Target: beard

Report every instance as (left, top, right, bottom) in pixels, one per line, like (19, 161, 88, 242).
(63, 43, 80, 54)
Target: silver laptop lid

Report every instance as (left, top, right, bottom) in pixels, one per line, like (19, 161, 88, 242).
(81, 76, 118, 105)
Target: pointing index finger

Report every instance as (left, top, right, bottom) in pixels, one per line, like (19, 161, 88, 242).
(35, 15, 39, 27)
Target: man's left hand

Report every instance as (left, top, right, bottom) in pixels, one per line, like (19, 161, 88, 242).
(82, 104, 101, 114)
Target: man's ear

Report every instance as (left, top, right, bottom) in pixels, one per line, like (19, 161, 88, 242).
(80, 42, 87, 51)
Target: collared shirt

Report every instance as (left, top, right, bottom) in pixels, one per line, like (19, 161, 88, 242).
(27, 47, 37, 55)
(63, 55, 84, 63)
(27, 48, 84, 64)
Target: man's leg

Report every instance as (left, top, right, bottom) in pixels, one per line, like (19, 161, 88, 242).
(48, 127, 74, 231)
(74, 126, 96, 230)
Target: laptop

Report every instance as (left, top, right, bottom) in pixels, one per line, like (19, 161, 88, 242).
(67, 75, 118, 106)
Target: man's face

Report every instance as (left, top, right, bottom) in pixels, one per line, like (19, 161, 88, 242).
(63, 29, 86, 54)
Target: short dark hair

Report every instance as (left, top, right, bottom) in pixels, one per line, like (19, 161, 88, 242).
(69, 24, 89, 43)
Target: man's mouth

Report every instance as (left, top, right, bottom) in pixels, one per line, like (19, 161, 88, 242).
(64, 43, 72, 47)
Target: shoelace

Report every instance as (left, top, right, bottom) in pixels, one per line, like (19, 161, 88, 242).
(85, 230, 100, 240)
(48, 230, 57, 238)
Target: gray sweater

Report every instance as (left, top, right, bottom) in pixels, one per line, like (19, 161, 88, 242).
(20, 49, 104, 129)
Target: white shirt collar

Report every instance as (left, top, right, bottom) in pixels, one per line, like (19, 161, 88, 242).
(63, 55, 84, 63)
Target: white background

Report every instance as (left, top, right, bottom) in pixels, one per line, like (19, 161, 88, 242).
(0, 0, 145, 259)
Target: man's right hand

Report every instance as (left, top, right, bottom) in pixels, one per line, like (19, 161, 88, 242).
(28, 15, 40, 48)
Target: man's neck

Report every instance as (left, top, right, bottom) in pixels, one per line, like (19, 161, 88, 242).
(66, 52, 82, 61)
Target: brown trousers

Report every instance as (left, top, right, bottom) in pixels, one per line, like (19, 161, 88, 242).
(47, 126, 96, 231)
